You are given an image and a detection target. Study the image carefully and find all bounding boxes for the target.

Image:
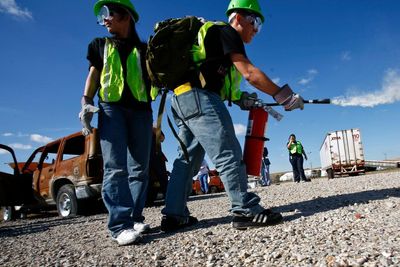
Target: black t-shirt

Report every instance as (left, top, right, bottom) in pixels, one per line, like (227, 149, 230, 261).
(86, 37, 151, 111)
(199, 24, 247, 93)
(263, 147, 269, 158)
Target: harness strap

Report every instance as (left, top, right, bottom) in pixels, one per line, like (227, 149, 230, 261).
(155, 89, 189, 162)
(155, 89, 167, 157)
(167, 114, 189, 162)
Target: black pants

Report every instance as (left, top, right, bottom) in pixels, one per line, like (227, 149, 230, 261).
(289, 154, 307, 182)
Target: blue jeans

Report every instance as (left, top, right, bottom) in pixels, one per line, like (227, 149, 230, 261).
(162, 88, 264, 219)
(289, 154, 307, 182)
(98, 102, 152, 237)
(198, 173, 209, 193)
(261, 160, 271, 186)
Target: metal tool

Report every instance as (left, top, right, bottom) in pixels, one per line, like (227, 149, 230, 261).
(250, 98, 331, 121)
(263, 99, 331, 106)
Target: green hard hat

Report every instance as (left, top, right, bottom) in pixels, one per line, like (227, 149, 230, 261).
(226, 0, 264, 23)
(94, 0, 139, 22)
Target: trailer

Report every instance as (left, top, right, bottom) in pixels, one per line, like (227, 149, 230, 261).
(319, 128, 365, 179)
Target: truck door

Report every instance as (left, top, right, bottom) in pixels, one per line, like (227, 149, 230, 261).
(0, 144, 33, 206)
(34, 142, 60, 199)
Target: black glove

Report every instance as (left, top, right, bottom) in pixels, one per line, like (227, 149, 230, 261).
(234, 91, 258, 110)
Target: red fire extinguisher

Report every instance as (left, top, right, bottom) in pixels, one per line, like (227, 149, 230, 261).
(243, 108, 269, 176)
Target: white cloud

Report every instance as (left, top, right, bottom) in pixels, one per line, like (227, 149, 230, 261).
(17, 132, 29, 137)
(0, 106, 20, 114)
(0, 150, 8, 154)
(308, 69, 318, 75)
(30, 134, 53, 143)
(332, 69, 400, 107)
(341, 51, 351, 61)
(298, 77, 313, 85)
(298, 69, 318, 86)
(2, 133, 13, 137)
(0, 0, 33, 20)
(234, 123, 247, 136)
(9, 143, 32, 150)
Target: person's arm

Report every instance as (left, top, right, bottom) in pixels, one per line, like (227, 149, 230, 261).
(79, 66, 100, 136)
(302, 146, 308, 160)
(83, 66, 101, 101)
(230, 53, 280, 96)
(230, 52, 304, 111)
(83, 38, 103, 101)
(287, 141, 293, 149)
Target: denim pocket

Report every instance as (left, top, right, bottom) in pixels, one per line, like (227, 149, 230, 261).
(175, 89, 201, 120)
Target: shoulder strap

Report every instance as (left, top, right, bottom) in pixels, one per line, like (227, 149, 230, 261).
(155, 90, 189, 162)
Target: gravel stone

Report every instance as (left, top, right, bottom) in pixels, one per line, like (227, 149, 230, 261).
(1, 170, 400, 266)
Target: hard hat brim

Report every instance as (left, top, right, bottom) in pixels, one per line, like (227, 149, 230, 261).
(94, 0, 139, 22)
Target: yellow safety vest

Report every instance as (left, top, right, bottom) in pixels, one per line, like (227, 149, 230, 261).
(99, 38, 148, 103)
(192, 22, 243, 102)
(289, 141, 303, 154)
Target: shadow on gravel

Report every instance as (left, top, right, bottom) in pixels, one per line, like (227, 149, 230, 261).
(0, 215, 105, 238)
(147, 192, 226, 208)
(143, 215, 232, 243)
(276, 187, 400, 222)
(188, 192, 227, 202)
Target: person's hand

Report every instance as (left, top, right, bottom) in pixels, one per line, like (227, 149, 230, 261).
(285, 94, 304, 111)
(289, 137, 295, 145)
(79, 104, 99, 136)
(234, 91, 258, 110)
(79, 96, 99, 136)
(273, 84, 304, 111)
(304, 154, 308, 160)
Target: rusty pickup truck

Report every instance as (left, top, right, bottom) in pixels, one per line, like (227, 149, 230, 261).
(0, 130, 103, 221)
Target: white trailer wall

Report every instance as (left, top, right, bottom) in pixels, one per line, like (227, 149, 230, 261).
(319, 128, 365, 177)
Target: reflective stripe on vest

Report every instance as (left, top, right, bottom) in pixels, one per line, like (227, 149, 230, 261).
(192, 22, 243, 101)
(289, 141, 303, 154)
(221, 66, 242, 101)
(150, 85, 160, 101)
(99, 38, 148, 103)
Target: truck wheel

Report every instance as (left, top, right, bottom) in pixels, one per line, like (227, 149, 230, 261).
(195, 190, 203, 195)
(19, 212, 27, 219)
(210, 186, 218, 194)
(327, 169, 334, 179)
(56, 184, 78, 218)
(2, 206, 17, 221)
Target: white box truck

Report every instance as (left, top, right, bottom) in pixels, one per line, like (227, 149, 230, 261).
(319, 128, 365, 179)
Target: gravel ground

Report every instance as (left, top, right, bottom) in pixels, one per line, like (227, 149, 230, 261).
(1, 170, 399, 266)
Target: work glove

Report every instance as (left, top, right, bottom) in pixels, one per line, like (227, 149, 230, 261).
(234, 91, 258, 110)
(78, 96, 99, 136)
(273, 84, 304, 111)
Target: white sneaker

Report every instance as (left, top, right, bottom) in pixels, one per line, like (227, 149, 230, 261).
(112, 229, 141, 246)
(134, 222, 150, 234)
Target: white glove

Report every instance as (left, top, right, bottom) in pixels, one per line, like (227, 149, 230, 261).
(273, 84, 304, 111)
(79, 103, 99, 136)
(234, 91, 258, 110)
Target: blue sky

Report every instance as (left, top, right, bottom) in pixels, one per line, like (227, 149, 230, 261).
(0, 0, 399, 174)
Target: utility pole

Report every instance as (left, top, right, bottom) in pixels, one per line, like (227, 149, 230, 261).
(307, 152, 312, 170)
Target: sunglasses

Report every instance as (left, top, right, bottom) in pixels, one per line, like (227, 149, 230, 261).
(97, 5, 120, 25)
(245, 15, 262, 32)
